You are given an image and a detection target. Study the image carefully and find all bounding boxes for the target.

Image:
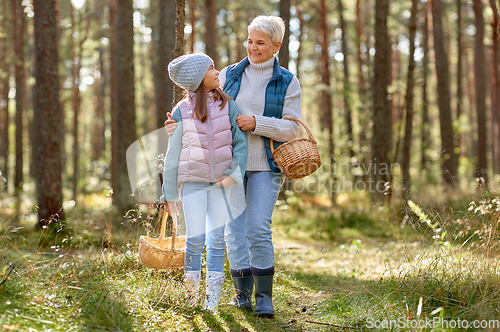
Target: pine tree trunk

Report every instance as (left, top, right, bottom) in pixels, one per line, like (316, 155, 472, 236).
(338, 0, 354, 161)
(295, 0, 304, 81)
(456, 0, 464, 158)
(472, 0, 488, 187)
(421, 0, 430, 171)
(490, 0, 500, 173)
(70, 4, 81, 202)
(279, 0, 290, 69)
(431, 0, 458, 185)
(158, 0, 176, 129)
(0, 0, 9, 185)
(116, 0, 137, 212)
(402, 0, 418, 198)
(92, 48, 105, 160)
(12, 0, 26, 205)
(204, 0, 216, 65)
(109, 0, 119, 201)
(319, 0, 335, 203)
(174, 0, 185, 104)
(372, 0, 391, 198)
(189, 0, 195, 53)
(34, 0, 64, 226)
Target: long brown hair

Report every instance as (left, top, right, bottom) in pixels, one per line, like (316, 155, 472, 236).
(193, 86, 230, 123)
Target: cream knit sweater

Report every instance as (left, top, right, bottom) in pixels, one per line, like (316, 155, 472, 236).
(219, 56, 302, 171)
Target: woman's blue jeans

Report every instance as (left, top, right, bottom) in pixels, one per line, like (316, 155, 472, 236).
(181, 182, 231, 273)
(225, 171, 283, 270)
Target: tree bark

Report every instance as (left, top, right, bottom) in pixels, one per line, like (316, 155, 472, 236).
(174, 0, 185, 104)
(319, 0, 335, 203)
(189, 0, 195, 53)
(158, 0, 176, 129)
(472, 0, 488, 187)
(12, 0, 26, 205)
(116, 0, 137, 212)
(109, 0, 119, 201)
(279, 0, 290, 69)
(34, 0, 64, 226)
(70, 4, 81, 202)
(372, 0, 391, 198)
(0, 0, 9, 185)
(456, 0, 464, 158)
(402, 0, 418, 198)
(431, 0, 458, 185)
(204, 0, 216, 65)
(92, 47, 105, 160)
(421, 0, 430, 171)
(338, 0, 355, 160)
(295, 0, 304, 81)
(490, 0, 500, 173)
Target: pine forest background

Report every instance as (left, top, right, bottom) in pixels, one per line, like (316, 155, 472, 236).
(1, 0, 500, 224)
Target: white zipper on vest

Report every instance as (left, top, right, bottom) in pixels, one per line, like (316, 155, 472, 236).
(207, 110, 215, 182)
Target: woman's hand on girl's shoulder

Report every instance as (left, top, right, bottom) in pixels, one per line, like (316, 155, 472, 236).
(165, 112, 178, 136)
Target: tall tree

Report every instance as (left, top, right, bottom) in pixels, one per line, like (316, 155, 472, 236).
(70, 3, 81, 202)
(174, 0, 185, 104)
(34, 0, 64, 226)
(402, 0, 418, 198)
(338, 0, 354, 160)
(319, 0, 334, 198)
(115, 0, 137, 212)
(431, 0, 458, 185)
(157, 0, 176, 130)
(472, 0, 488, 187)
(421, 0, 430, 171)
(490, 0, 500, 172)
(109, 0, 119, 199)
(0, 0, 9, 185)
(456, 0, 464, 158)
(189, 0, 196, 53)
(12, 0, 26, 206)
(372, 0, 391, 198)
(92, 47, 105, 160)
(279, 0, 290, 69)
(294, 0, 304, 80)
(204, 0, 216, 65)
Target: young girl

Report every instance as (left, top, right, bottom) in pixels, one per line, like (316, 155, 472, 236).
(162, 53, 247, 311)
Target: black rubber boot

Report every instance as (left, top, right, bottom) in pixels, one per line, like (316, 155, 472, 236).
(227, 269, 253, 310)
(251, 266, 275, 317)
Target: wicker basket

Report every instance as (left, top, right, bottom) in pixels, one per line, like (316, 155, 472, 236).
(270, 117, 321, 179)
(139, 205, 186, 269)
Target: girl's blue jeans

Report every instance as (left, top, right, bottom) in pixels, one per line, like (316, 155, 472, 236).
(181, 182, 232, 273)
(225, 171, 283, 270)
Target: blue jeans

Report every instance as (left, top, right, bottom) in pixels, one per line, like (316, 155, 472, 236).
(181, 182, 232, 273)
(225, 171, 283, 270)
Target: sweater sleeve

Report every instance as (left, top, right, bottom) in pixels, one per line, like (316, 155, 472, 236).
(224, 100, 248, 185)
(252, 76, 302, 142)
(161, 108, 183, 201)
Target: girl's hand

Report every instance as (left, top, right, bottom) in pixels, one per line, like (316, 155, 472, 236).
(236, 115, 256, 131)
(165, 112, 178, 137)
(165, 201, 179, 215)
(216, 175, 235, 188)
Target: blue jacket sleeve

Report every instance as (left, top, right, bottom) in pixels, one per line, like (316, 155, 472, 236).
(161, 108, 183, 201)
(224, 100, 248, 185)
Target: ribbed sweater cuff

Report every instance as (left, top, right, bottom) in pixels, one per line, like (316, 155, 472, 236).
(253, 115, 277, 138)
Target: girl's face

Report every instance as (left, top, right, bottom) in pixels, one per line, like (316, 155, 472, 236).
(246, 29, 281, 63)
(202, 63, 220, 91)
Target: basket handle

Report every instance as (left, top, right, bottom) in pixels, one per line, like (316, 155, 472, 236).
(269, 117, 316, 154)
(158, 203, 178, 251)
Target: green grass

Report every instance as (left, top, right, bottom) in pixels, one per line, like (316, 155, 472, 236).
(1, 191, 500, 331)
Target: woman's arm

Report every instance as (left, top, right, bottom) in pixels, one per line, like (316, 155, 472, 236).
(223, 100, 248, 185)
(252, 76, 302, 142)
(161, 108, 183, 201)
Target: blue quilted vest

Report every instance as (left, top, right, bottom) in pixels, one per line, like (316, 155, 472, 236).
(223, 57, 294, 172)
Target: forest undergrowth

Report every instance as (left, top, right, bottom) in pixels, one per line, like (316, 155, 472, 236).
(1, 186, 500, 331)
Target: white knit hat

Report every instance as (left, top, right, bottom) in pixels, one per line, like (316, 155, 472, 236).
(168, 54, 213, 91)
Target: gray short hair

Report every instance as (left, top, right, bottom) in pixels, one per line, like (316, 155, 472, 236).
(247, 16, 286, 44)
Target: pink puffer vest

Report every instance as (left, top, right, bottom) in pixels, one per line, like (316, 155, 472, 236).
(177, 95, 233, 184)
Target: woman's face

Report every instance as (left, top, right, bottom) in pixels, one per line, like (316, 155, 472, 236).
(246, 29, 281, 63)
(202, 63, 220, 91)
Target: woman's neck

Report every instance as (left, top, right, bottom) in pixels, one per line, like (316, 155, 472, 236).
(248, 56, 275, 75)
